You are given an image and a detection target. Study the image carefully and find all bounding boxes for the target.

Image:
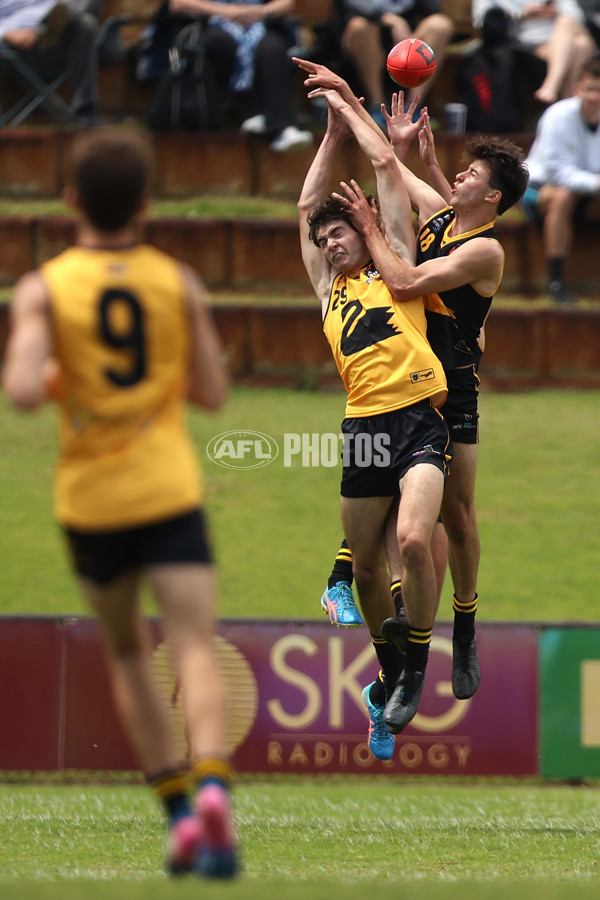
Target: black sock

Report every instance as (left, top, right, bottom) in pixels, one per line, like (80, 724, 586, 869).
(453, 593, 477, 639)
(405, 626, 432, 674)
(369, 670, 387, 705)
(328, 539, 353, 588)
(371, 632, 403, 693)
(147, 768, 191, 824)
(549, 258, 564, 285)
(390, 579, 404, 616)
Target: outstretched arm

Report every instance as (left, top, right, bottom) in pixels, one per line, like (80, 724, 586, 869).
(417, 112, 453, 203)
(332, 179, 416, 300)
(315, 88, 416, 263)
(294, 57, 388, 144)
(294, 60, 451, 224)
(380, 93, 451, 205)
(383, 90, 425, 163)
(298, 102, 350, 312)
(384, 94, 449, 221)
(336, 179, 505, 301)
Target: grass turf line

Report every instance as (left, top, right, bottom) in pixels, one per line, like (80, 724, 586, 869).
(1, 387, 599, 620)
(1, 781, 600, 892)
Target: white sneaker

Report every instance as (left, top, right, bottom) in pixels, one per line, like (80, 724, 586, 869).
(269, 126, 313, 153)
(240, 114, 267, 134)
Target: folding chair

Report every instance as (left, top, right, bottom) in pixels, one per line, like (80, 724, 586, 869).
(0, 14, 132, 128)
(0, 42, 76, 127)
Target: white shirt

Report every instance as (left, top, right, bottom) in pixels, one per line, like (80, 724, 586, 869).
(0, 0, 56, 38)
(472, 0, 584, 48)
(525, 96, 600, 194)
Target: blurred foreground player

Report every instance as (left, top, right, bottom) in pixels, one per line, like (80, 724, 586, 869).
(2, 126, 237, 879)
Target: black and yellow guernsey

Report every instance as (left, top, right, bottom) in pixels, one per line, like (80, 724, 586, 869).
(417, 206, 504, 371)
(323, 260, 447, 417)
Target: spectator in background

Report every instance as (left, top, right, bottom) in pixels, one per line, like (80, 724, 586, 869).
(577, 0, 600, 45)
(168, 0, 313, 151)
(521, 53, 600, 302)
(0, 0, 100, 125)
(472, 0, 595, 104)
(69, 0, 103, 21)
(338, 0, 453, 126)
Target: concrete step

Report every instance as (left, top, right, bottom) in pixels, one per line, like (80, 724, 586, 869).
(2, 300, 600, 389)
(214, 303, 600, 390)
(0, 129, 597, 294)
(0, 129, 478, 201)
(0, 209, 597, 297)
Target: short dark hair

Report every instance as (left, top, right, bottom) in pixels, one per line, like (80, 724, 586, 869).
(307, 193, 378, 246)
(580, 52, 600, 81)
(463, 135, 529, 216)
(70, 126, 154, 232)
(307, 195, 356, 247)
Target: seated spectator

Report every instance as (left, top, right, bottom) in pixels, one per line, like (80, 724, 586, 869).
(337, 0, 454, 126)
(168, 0, 313, 150)
(69, 0, 104, 23)
(0, 0, 100, 125)
(577, 0, 600, 46)
(521, 53, 600, 303)
(472, 0, 596, 104)
(456, 7, 526, 132)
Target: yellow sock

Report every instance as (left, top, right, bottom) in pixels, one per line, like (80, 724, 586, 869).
(191, 757, 234, 789)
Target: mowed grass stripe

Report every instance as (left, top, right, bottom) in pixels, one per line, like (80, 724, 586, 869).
(1, 781, 600, 889)
(1, 388, 599, 620)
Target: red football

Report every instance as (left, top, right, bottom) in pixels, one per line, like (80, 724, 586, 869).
(386, 38, 437, 88)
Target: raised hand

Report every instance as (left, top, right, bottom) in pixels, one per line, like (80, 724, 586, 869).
(417, 110, 437, 166)
(417, 109, 452, 201)
(323, 92, 353, 141)
(332, 179, 379, 236)
(292, 57, 358, 106)
(383, 92, 425, 148)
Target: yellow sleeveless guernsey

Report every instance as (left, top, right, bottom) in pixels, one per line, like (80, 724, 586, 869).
(323, 262, 446, 417)
(42, 244, 203, 530)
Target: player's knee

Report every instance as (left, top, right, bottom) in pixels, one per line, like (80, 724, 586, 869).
(398, 531, 430, 571)
(549, 185, 576, 215)
(344, 16, 374, 42)
(572, 32, 595, 63)
(423, 14, 453, 45)
(442, 507, 476, 545)
(353, 561, 382, 592)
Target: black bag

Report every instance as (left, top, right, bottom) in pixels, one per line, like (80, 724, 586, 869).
(148, 22, 220, 131)
(456, 44, 522, 134)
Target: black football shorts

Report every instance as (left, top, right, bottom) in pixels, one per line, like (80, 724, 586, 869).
(63, 508, 213, 585)
(340, 399, 451, 498)
(443, 365, 480, 445)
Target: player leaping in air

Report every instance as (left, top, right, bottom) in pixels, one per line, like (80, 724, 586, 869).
(298, 74, 453, 755)
(294, 57, 528, 753)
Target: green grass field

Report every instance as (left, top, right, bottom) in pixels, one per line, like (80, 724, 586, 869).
(2, 779, 600, 896)
(1, 386, 599, 621)
(2, 385, 600, 896)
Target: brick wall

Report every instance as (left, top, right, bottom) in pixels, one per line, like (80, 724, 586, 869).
(2, 301, 600, 388)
